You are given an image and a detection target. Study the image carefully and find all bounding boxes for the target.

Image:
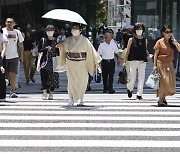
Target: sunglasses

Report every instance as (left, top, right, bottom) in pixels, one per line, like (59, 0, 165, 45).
(164, 31, 172, 34)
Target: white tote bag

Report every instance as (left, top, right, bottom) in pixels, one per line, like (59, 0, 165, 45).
(52, 56, 66, 73)
(36, 52, 43, 72)
(36, 38, 44, 72)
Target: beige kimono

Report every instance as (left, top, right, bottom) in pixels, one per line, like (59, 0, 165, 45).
(59, 35, 102, 101)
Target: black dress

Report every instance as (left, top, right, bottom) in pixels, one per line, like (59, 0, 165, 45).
(38, 38, 59, 91)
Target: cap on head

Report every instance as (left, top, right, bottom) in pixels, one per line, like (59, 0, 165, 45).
(46, 25, 55, 31)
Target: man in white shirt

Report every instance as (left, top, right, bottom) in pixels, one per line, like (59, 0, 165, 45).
(98, 32, 122, 94)
(3, 18, 24, 98)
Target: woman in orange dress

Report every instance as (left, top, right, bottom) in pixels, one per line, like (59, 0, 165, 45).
(154, 25, 180, 106)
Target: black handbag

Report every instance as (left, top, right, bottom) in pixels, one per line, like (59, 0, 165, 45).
(118, 67, 127, 84)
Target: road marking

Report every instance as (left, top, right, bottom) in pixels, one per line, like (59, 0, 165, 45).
(0, 130, 179, 136)
(0, 140, 180, 147)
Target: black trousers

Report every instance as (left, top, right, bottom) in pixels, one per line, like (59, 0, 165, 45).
(0, 72, 6, 99)
(101, 59, 115, 90)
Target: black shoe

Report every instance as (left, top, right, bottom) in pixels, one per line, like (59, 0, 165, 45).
(127, 89, 132, 98)
(30, 78, 35, 83)
(103, 90, 108, 93)
(136, 95, 142, 100)
(86, 86, 91, 91)
(163, 100, 168, 105)
(108, 89, 115, 94)
(157, 101, 167, 107)
(26, 80, 29, 85)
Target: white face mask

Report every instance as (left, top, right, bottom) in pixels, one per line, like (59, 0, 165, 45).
(136, 30, 143, 36)
(46, 31, 54, 37)
(71, 29, 80, 37)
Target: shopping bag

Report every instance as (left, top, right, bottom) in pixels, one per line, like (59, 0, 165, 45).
(117, 67, 127, 84)
(36, 52, 43, 72)
(94, 67, 102, 83)
(145, 70, 161, 90)
(52, 56, 66, 73)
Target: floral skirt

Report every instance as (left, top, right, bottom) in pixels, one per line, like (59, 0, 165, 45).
(47, 71, 59, 89)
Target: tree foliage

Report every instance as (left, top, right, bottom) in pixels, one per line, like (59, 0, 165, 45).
(96, 0, 108, 26)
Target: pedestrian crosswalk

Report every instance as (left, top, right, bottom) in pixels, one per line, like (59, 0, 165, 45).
(0, 94, 180, 153)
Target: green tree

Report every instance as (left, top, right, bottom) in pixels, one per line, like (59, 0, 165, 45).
(96, 0, 108, 26)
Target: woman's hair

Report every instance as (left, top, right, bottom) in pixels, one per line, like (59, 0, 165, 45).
(72, 23, 83, 30)
(98, 26, 105, 34)
(133, 23, 145, 34)
(161, 24, 176, 50)
(25, 31, 31, 38)
(108, 29, 114, 35)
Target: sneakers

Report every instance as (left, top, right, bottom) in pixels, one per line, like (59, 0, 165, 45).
(42, 92, 48, 100)
(136, 95, 143, 100)
(48, 92, 53, 100)
(9, 91, 18, 98)
(127, 89, 132, 98)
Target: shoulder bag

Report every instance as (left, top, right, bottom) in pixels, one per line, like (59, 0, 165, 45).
(145, 70, 161, 90)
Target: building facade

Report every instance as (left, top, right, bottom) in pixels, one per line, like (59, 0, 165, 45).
(131, 0, 180, 40)
(108, 0, 180, 40)
(108, 0, 131, 28)
(0, 0, 96, 30)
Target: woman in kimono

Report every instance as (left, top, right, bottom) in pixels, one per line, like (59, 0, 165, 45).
(57, 23, 102, 106)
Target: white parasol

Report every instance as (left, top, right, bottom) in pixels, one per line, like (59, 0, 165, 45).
(42, 9, 87, 25)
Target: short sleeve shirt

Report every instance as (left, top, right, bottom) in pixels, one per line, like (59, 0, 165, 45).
(3, 28, 24, 59)
(153, 38, 174, 63)
(98, 40, 121, 59)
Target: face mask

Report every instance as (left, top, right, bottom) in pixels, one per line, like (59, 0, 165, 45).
(71, 29, 80, 37)
(136, 30, 143, 36)
(46, 31, 54, 37)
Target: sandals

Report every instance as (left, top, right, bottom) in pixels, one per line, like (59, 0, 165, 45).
(157, 101, 167, 107)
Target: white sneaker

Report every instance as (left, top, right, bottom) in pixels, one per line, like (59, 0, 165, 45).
(48, 92, 53, 100)
(67, 99, 74, 106)
(42, 92, 48, 100)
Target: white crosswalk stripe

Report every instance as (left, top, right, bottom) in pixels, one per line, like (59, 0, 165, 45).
(0, 94, 180, 152)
